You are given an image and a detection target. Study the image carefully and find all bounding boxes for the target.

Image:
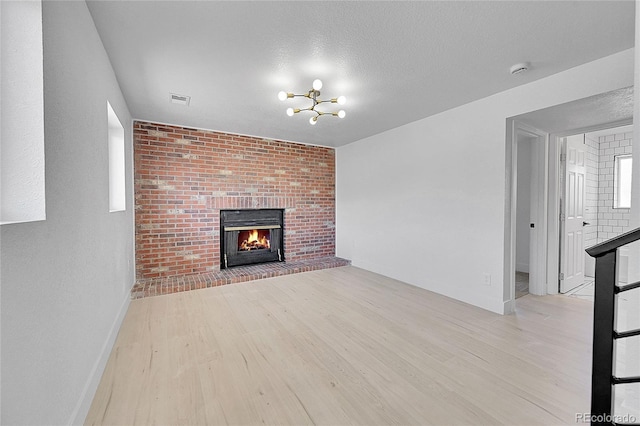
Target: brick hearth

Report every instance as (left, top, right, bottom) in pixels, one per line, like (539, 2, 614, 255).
(131, 256, 350, 299)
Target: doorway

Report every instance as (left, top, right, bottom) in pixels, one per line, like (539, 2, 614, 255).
(515, 135, 533, 298)
(504, 86, 634, 312)
(514, 130, 546, 298)
(510, 122, 548, 302)
(559, 125, 634, 294)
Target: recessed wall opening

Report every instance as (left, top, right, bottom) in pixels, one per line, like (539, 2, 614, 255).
(107, 101, 126, 212)
(0, 0, 46, 225)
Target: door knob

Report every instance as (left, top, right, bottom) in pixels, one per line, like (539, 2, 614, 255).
(583, 221, 590, 226)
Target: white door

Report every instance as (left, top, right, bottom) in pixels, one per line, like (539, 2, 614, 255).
(560, 134, 587, 293)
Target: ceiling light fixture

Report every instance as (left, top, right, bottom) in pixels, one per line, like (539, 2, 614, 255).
(278, 79, 346, 125)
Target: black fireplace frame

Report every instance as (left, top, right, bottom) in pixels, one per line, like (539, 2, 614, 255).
(220, 209, 284, 269)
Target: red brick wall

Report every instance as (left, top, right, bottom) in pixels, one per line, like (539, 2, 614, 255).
(134, 121, 336, 279)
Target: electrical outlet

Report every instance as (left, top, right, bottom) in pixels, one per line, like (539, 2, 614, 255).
(483, 274, 491, 286)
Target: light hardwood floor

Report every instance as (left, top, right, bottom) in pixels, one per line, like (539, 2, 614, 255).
(86, 266, 593, 425)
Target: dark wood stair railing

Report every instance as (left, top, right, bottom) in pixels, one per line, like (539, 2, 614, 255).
(586, 227, 640, 426)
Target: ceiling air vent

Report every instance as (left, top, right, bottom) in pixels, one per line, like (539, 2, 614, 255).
(170, 93, 191, 106)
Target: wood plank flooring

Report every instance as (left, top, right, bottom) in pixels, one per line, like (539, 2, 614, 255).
(86, 266, 593, 425)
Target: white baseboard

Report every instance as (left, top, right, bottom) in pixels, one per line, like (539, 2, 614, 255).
(516, 262, 529, 273)
(67, 292, 131, 425)
(503, 298, 516, 315)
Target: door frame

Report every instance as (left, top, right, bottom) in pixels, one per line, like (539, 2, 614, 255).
(505, 120, 549, 313)
(548, 118, 633, 294)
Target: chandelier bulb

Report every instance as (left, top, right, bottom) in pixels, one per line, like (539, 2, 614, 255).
(278, 91, 288, 101)
(312, 79, 323, 91)
(309, 116, 317, 125)
(337, 96, 346, 105)
(338, 110, 346, 119)
(286, 108, 294, 117)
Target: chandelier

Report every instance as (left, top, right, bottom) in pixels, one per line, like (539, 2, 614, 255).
(278, 79, 346, 125)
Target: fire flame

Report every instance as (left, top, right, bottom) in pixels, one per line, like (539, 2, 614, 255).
(239, 229, 270, 251)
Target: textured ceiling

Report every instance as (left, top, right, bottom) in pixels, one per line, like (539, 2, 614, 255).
(515, 86, 634, 134)
(86, 1, 635, 147)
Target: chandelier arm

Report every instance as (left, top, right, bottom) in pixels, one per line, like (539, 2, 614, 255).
(311, 109, 342, 115)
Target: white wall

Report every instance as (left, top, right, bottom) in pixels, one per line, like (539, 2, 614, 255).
(336, 48, 634, 314)
(515, 138, 532, 273)
(0, 2, 134, 424)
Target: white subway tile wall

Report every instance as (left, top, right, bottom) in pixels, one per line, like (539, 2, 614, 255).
(597, 131, 632, 243)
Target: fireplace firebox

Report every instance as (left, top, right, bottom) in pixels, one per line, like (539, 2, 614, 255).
(220, 209, 284, 269)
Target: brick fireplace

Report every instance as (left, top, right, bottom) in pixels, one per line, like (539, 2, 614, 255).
(134, 121, 336, 279)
